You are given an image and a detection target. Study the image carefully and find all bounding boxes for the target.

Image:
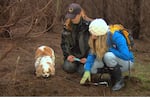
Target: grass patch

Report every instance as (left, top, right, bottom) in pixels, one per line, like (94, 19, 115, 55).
(131, 62, 150, 90)
(133, 62, 150, 81)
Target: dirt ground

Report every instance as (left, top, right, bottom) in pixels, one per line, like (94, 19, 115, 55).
(0, 30, 150, 96)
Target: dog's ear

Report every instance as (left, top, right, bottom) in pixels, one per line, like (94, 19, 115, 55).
(36, 65, 43, 77)
(49, 65, 55, 75)
(35, 49, 38, 59)
(44, 47, 53, 57)
(35, 49, 42, 59)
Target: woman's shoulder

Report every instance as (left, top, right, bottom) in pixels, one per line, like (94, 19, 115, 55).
(113, 30, 123, 37)
(82, 19, 92, 26)
(112, 31, 126, 43)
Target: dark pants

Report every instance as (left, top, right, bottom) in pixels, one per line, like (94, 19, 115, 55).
(62, 60, 84, 75)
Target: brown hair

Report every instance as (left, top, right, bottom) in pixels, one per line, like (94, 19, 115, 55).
(88, 34, 108, 59)
(64, 8, 93, 31)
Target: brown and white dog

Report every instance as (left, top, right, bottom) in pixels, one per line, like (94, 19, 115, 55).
(34, 46, 55, 78)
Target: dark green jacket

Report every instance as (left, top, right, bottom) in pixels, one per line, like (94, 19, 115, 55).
(61, 18, 91, 60)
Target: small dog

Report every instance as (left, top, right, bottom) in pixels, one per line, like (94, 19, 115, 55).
(34, 46, 55, 78)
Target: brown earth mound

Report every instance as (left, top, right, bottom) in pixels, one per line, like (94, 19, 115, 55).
(0, 31, 150, 96)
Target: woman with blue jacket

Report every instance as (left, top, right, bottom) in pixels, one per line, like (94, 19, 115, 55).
(80, 19, 134, 91)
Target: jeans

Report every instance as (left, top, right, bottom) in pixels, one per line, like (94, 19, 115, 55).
(62, 60, 84, 75)
(90, 52, 134, 74)
(103, 52, 134, 72)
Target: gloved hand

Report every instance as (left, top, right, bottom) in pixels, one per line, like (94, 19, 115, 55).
(80, 71, 91, 84)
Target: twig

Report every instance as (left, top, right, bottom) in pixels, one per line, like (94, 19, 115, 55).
(28, 21, 55, 38)
(0, 23, 15, 28)
(38, 0, 53, 13)
(13, 56, 20, 84)
(24, 16, 36, 37)
(24, 0, 54, 37)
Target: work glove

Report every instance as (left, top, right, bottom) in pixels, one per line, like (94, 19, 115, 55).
(80, 71, 91, 84)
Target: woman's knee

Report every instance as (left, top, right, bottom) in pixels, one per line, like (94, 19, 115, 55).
(91, 59, 104, 74)
(91, 68, 97, 74)
(103, 52, 117, 67)
(62, 60, 77, 73)
(121, 61, 134, 72)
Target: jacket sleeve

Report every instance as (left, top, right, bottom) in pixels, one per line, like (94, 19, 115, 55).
(61, 29, 72, 59)
(84, 53, 96, 71)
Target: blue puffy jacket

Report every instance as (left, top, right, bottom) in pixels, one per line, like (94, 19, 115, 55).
(84, 30, 134, 71)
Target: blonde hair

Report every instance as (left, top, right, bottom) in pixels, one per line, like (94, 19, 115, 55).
(88, 34, 108, 59)
(64, 8, 93, 31)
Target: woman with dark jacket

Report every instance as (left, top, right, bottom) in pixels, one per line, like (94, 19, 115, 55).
(61, 3, 93, 75)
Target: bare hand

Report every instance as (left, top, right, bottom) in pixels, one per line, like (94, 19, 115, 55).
(80, 58, 87, 64)
(67, 55, 75, 62)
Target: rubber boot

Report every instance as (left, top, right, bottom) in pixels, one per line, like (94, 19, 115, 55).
(109, 65, 125, 91)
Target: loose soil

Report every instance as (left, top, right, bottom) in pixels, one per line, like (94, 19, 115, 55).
(0, 31, 150, 96)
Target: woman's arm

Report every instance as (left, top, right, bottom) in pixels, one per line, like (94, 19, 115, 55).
(84, 53, 96, 71)
(61, 30, 72, 59)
